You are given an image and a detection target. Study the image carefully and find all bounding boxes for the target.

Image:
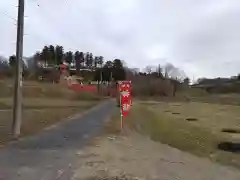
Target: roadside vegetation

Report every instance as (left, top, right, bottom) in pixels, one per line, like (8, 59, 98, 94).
(0, 80, 102, 145)
(0, 44, 128, 145)
(113, 100, 240, 169)
(107, 72, 240, 169)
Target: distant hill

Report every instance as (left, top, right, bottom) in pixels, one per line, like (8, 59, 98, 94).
(191, 76, 240, 93)
(192, 77, 239, 88)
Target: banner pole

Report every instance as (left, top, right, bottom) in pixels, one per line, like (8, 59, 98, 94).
(119, 90, 123, 131)
(121, 114, 123, 131)
(119, 82, 123, 132)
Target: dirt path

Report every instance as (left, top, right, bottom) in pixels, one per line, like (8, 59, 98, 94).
(72, 132, 240, 180)
(0, 100, 115, 180)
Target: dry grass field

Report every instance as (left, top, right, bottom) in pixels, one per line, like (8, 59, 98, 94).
(70, 99, 240, 179)
(0, 80, 102, 145)
(123, 100, 240, 168)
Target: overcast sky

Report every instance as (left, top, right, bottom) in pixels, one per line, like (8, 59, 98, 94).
(1, 0, 240, 79)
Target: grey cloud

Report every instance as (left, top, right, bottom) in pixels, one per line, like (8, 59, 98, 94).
(170, 1, 240, 77)
(1, 0, 240, 78)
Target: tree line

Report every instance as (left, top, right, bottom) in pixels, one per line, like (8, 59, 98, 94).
(6, 45, 126, 82)
(3, 45, 192, 85)
(9, 45, 104, 67)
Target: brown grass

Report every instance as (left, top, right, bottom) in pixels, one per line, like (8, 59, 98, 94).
(0, 80, 103, 145)
(0, 98, 97, 108)
(119, 101, 240, 169)
(131, 77, 174, 97)
(136, 92, 240, 107)
(0, 101, 98, 145)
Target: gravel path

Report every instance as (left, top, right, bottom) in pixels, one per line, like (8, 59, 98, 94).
(1, 99, 240, 180)
(72, 133, 240, 180)
(0, 100, 115, 180)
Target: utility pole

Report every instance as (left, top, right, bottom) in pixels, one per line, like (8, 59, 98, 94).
(108, 70, 112, 87)
(110, 71, 113, 81)
(158, 64, 161, 77)
(12, 0, 25, 138)
(99, 64, 103, 95)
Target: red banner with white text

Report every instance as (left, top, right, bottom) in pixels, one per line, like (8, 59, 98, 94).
(118, 81, 132, 117)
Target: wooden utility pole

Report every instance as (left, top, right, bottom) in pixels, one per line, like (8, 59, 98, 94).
(12, 0, 25, 138)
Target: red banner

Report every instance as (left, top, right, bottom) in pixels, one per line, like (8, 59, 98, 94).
(118, 81, 132, 117)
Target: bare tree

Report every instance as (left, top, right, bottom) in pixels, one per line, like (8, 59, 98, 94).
(163, 63, 173, 78)
(183, 77, 190, 85)
(145, 65, 153, 75)
(125, 67, 136, 80)
(156, 64, 163, 77)
(163, 63, 186, 81)
(130, 68, 140, 75)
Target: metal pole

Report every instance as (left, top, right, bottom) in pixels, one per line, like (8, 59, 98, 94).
(119, 82, 123, 131)
(110, 71, 112, 82)
(109, 71, 113, 96)
(158, 64, 160, 77)
(121, 114, 123, 131)
(120, 95, 123, 131)
(100, 64, 103, 95)
(12, 0, 25, 138)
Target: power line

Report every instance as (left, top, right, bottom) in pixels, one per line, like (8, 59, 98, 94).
(2, 1, 62, 51)
(0, 1, 47, 40)
(1, 11, 17, 22)
(2, 0, 74, 43)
